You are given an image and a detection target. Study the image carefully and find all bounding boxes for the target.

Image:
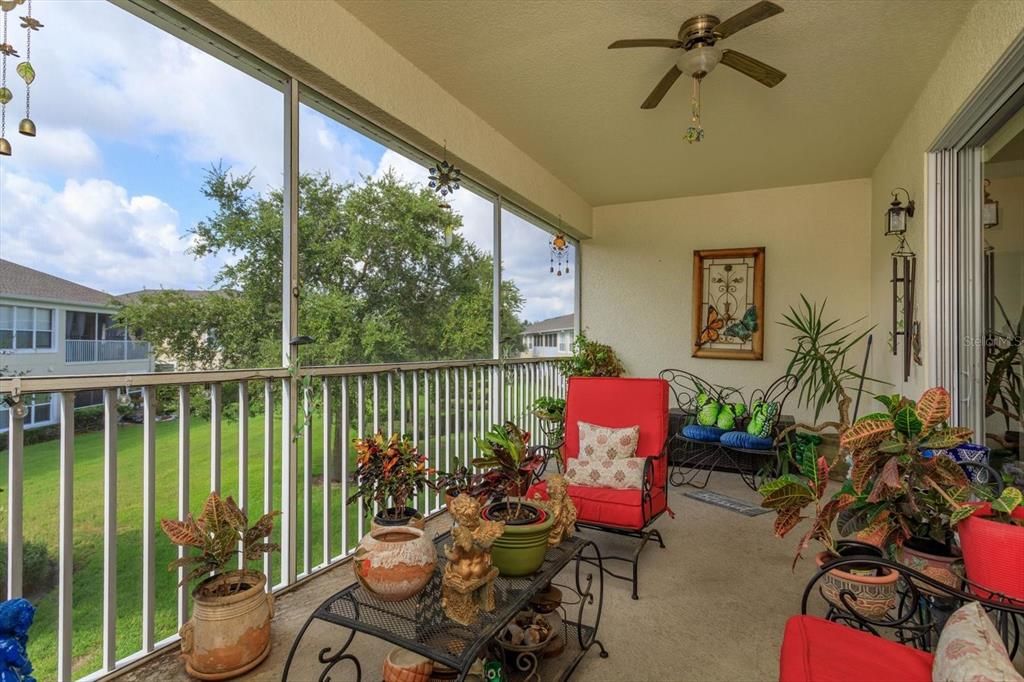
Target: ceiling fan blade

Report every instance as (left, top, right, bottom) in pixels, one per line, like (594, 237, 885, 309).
(641, 65, 683, 109)
(720, 49, 786, 87)
(608, 38, 683, 49)
(715, 1, 784, 39)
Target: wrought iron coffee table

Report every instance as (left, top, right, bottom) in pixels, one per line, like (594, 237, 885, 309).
(282, 532, 607, 681)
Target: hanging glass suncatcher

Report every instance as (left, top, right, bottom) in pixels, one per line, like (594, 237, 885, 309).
(684, 76, 704, 144)
(549, 231, 569, 277)
(428, 141, 462, 247)
(0, 0, 40, 156)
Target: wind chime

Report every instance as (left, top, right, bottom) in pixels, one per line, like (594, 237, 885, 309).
(549, 218, 570, 277)
(428, 141, 462, 246)
(684, 75, 704, 144)
(0, 0, 41, 156)
(885, 188, 918, 381)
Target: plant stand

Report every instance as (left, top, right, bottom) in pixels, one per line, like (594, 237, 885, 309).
(282, 534, 607, 681)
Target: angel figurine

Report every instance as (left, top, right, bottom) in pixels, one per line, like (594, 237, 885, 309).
(442, 494, 505, 625)
(533, 473, 577, 547)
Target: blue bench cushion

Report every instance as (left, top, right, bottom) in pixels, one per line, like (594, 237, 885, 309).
(721, 430, 774, 451)
(681, 424, 725, 442)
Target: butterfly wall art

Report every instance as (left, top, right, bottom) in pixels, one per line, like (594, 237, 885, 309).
(692, 247, 765, 360)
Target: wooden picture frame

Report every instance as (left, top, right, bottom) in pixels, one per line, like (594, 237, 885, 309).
(692, 247, 765, 360)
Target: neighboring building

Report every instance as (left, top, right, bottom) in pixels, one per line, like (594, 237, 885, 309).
(518, 314, 575, 358)
(0, 259, 153, 431)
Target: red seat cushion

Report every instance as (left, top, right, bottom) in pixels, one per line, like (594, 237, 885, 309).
(779, 616, 933, 682)
(568, 484, 666, 530)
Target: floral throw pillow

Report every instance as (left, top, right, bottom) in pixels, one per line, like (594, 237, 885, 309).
(932, 601, 1023, 682)
(565, 457, 644, 489)
(577, 421, 639, 460)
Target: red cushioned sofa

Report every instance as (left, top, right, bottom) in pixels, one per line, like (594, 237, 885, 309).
(533, 376, 671, 599)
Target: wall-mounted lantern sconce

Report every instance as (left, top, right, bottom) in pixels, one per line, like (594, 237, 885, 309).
(983, 179, 999, 228)
(885, 187, 915, 236)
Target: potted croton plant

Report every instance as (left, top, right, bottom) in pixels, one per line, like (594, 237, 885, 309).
(954, 486, 1024, 602)
(759, 434, 899, 619)
(349, 432, 429, 529)
(474, 421, 551, 576)
(161, 492, 280, 680)
(836, 387, 974, 588)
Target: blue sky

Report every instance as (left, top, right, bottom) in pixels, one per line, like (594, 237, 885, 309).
(0, 0, 574, 323)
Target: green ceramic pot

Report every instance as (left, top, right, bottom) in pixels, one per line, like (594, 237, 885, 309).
(482, 502, 555, 576)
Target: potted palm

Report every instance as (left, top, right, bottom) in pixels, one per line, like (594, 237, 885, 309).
(759, 434, 899, 619)
(474, 422, 551, 576)
(161, 492, 280, 680)
(954, 486, 1024, 601)
(349, 432, 429, 528)
(837, 387, 974, 588)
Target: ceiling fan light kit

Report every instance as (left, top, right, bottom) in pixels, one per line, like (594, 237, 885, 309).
(609, 1, 786, 142)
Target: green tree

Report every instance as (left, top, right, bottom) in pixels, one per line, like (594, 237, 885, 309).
(118, 166, 524, 477)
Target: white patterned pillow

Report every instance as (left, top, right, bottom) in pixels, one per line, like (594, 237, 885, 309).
(577, 421, 639, 460)
(565, 457, 644, 490)
(932, 601, 1023, 682)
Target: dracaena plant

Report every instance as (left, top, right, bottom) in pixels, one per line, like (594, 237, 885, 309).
(759, 434, 854, 566)
(835, 387, 974, 551)
(161, 492, 280, 592)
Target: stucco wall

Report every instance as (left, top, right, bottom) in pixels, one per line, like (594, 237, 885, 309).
(164, 0, 593, 238)
(583, 178, 872, 423)
(869, 1, 1024, 399)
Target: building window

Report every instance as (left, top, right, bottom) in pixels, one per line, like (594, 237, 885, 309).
(543, 333, 557, 347)
(0, 393, 54, 431)
(65, 311, 126, 341)
(0, 305, 55, 351)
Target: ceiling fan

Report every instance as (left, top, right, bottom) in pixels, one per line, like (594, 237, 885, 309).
(608, 1, 786, 140)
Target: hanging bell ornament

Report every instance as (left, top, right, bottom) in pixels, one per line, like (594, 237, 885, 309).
(0, 137, 10, 156)
(17, 117, 33, 136)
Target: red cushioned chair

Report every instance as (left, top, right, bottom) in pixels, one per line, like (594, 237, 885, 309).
(780, 615, 934, 682)
(534, 376, 671, 599)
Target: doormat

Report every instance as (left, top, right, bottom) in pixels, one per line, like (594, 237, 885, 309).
(683, 490, 770, 516)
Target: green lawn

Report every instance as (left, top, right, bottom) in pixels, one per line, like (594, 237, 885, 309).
(0, 407, 482, 680)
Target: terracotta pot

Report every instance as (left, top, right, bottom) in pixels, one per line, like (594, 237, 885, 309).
(483, 502, 554, 576)
(900, 539, 962, 593)
(382, 647, 433, 682)
(354, 526, 437, 601)
(958, 504, 1024, 602)
(372, 506, 426, 531)
(815, 551, 899, 620)
(179, 570, 273, 680)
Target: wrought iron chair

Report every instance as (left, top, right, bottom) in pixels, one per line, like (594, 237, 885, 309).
(530, 376, 670, 600)
(793, 550, 1024, 655)
(658, 368, 743, 489)
(716, 374, 799, 491)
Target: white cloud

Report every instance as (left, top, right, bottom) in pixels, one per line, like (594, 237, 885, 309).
(26, 0, 287, 191)
(0, 170, 216, 293)
(2, 127, 101, 175)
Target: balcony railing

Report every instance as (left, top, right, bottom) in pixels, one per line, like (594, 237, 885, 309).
(0, 357, 565, 681)
(65, 339, 152, 363)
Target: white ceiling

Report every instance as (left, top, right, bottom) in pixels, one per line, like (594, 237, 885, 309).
(339, 0, 972, 206)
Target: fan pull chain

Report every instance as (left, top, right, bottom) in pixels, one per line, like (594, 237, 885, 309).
(685, 76, 704, 144)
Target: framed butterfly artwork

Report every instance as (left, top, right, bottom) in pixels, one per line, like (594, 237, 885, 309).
(692, 247, 765, 360)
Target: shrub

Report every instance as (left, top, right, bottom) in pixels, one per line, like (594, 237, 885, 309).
(0, 540, 58, 599)
(559, 333, 625, 378)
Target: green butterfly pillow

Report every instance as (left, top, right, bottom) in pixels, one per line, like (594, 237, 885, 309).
(746, 400, 780, 439)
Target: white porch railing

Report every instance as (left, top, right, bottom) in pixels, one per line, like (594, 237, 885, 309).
(65, 339, 152, 363)
(0, 357, 565, 681)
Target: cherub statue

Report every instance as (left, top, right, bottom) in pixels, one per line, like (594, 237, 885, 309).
(442, 494, 505, 625)
(533, 473, 576, 547)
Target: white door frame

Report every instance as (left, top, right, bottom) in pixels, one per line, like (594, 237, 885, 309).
(927, 32, 1024, 437)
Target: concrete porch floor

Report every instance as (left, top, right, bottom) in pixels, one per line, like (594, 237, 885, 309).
(118, 474, 819, 682)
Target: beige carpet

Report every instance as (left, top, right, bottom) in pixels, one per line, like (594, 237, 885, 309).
(119, 474, 823, 682)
